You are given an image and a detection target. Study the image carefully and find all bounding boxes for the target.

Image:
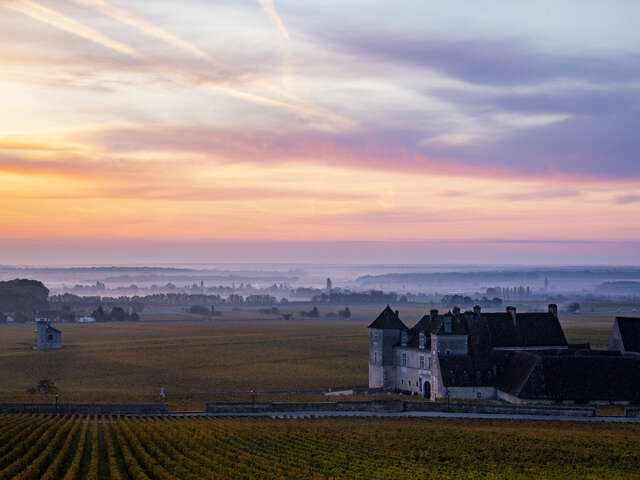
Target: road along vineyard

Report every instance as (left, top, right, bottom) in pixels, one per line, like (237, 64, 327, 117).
(0, 415, 639, 479)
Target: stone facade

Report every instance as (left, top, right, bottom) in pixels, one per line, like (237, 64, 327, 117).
(370, 306, 640, 403)
(369, 304, 570, 401)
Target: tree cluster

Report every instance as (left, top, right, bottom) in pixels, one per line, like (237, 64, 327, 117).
(0, 279, 49, 315)
(90, 306, 139, 322)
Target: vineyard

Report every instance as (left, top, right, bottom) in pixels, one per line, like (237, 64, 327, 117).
(0, 415, 639, 479)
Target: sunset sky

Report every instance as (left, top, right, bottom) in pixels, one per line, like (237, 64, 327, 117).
(1, 0, 639, 264)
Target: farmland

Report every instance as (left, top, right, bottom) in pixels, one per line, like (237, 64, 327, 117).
(0, 414, 639, 480)
(0, 307, 622, 409)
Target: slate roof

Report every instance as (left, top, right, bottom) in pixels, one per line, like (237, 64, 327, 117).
(410, 312, 467, 336)
(472, 312, 567, 348)
(421, 309, 565, 346)
(475, 313, 519, 348)
(402, 307, 567, 353)
(411, 314, 443, 335)
(368, 305, 408, 330)
(405, 331, 432, 350)
(47, 324, 61, 334)
(498, 350, 640, 401)
(40, 322, 61, 334)
(439, 355, 497, 387)
(615, 317, 640, 353)
(514, 312, 567, 347)
(493, 351, 537, 395)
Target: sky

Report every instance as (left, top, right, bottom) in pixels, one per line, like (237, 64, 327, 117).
(1, 0, 639, 265)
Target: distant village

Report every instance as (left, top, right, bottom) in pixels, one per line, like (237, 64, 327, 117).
(1, 273, 638, 328)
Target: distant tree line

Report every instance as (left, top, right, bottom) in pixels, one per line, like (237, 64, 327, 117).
(90, 306, 139, 322)
(311, 290, 401, 305)
(0, 279, 49, 315)
(440, 295, 503, 307)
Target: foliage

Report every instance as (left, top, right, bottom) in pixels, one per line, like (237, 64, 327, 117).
(0, 415, 639, 479)
(27, 379, 58, 395)
(13, 312, 30, 323)
(188, 305, 211, 315)
(0, 279, 49, 314)
(568, 302, 581, 313)
(91, 306, 139, 322)
(300, 306, 320, 318)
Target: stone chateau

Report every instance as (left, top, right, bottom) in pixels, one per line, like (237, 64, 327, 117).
(369, 305, 640, 403)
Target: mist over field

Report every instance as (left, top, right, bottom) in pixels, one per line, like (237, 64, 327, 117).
(2, 263, 640, 297)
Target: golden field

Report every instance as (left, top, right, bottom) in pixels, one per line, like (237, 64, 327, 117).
(0, 307, 624, 410)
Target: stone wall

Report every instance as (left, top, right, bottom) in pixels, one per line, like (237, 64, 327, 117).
(392, 347, 434, 398)
(0, 402, 168, 415)
(206, 400, 594, 417)
(441, 386, 497, 401)
(403, 401, 594, 417)
(205, 400, 404, 414)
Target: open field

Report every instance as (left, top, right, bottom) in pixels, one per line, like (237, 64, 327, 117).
(0, 414, 639, 479)
(0, 306, 628, 409)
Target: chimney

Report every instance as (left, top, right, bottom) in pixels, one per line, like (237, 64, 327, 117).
(395, 310, 399, 318)
(473, 305, 481, 316)
(430, 309, 438, 320)
(548, 304, 558, 319)
(506, 306, 517, 327)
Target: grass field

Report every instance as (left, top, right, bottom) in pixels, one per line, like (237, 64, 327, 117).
(0, 414, 639, 480)
(0, 306, 625, 409)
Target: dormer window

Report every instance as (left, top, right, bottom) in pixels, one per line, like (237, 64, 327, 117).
(418, 332, 426, 349)
(401, 330, 408, 347)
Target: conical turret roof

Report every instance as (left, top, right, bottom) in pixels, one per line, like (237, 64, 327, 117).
(368, 305, 407, 330)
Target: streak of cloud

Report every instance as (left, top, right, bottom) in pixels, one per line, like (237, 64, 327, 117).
(256, 0, 290, 41)
(4, 0, 142, 58)
(4, 0, 346, 128)
(615, 195, 640, 205)
(68, 0, 211, 61)
(69, 0, 317, 116)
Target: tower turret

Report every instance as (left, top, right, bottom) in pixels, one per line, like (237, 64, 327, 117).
(368, 305, 407, 389)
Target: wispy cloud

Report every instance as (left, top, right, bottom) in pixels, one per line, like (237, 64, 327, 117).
(68, 0, 211, 60)
(4, 0, 142, 58)
(256, 0, 290, 41)
(615, 195, 640, 204)
(494, 189, 581, 202)
(3, 0, 346, 129)
(328, 32, 640, 86)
